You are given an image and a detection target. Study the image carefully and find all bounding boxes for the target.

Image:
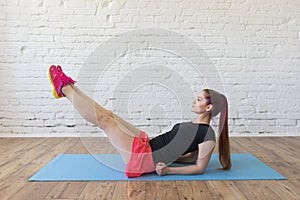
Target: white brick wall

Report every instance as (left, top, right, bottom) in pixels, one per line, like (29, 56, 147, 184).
(0, 0, 299, 137)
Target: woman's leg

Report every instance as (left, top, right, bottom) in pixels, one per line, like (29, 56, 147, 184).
(62, 85, 138, 163)
(72, 85, 141, 136)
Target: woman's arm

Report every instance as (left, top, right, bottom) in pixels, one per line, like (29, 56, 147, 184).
(156, 141, 216, 175)
(175, 150, 198, 164)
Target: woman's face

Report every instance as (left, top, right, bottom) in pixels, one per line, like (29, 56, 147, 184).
(191, 91, 210, 114)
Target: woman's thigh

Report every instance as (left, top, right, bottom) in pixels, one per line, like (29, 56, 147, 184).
(101, 118, 137, 164)
(113, 113, 141, 137)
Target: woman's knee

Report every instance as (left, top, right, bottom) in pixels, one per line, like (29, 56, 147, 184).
(96, 111, 116, 129)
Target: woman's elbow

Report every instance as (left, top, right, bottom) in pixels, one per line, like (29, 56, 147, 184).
(195, 167, 205, 175)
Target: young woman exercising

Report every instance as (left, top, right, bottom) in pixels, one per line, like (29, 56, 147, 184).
(48, 65, 231, 178)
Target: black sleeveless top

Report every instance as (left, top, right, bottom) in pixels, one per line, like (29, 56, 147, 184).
(149, 122, 216, 164)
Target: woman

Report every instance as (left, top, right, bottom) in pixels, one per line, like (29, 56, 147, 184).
(48, 65, 231, 178)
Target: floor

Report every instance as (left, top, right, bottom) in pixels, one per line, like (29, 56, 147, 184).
(0, 137, 299, 200)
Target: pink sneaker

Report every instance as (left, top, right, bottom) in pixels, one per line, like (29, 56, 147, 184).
(48, 65, 76, 98)
(56, 65, 76, 85)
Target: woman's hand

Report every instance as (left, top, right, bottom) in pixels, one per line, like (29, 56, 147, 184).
(155, 162, 169, 176)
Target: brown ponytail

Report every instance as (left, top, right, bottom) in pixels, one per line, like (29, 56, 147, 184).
(203, 89, 231, 170)
(218, 95, 231, 170)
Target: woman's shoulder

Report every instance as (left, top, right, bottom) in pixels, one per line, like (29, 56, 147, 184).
(173, 121, 191, 127)
(172, 121, 211, 130)
(185, 121, 210, 127)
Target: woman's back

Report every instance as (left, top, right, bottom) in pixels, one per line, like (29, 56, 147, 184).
(149, 122, 216, 164)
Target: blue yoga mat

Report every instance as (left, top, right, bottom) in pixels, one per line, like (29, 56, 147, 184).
(28, 154, 286, 181)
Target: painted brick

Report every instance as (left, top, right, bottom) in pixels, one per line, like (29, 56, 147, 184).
(44, 0, 62, 7)
(65, 0, 86, 8)
(276, 119, 297, 126)
(0, 0, 299, 137)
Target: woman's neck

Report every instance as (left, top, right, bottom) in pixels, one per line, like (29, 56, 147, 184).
(192, 114, 210, 125)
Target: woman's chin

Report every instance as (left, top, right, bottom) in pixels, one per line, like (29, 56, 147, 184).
(191, 109, 199, 114)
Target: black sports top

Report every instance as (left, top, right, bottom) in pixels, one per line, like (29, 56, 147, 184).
(149, 122, 216, 164)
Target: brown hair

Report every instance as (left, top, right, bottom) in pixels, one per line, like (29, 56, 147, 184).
(203, 89, 231, 170)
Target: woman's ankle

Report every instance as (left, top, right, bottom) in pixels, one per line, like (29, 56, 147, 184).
(62, 84, 73, 96)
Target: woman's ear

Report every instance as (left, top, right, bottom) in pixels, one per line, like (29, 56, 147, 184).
(206, 104, 213, 112)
